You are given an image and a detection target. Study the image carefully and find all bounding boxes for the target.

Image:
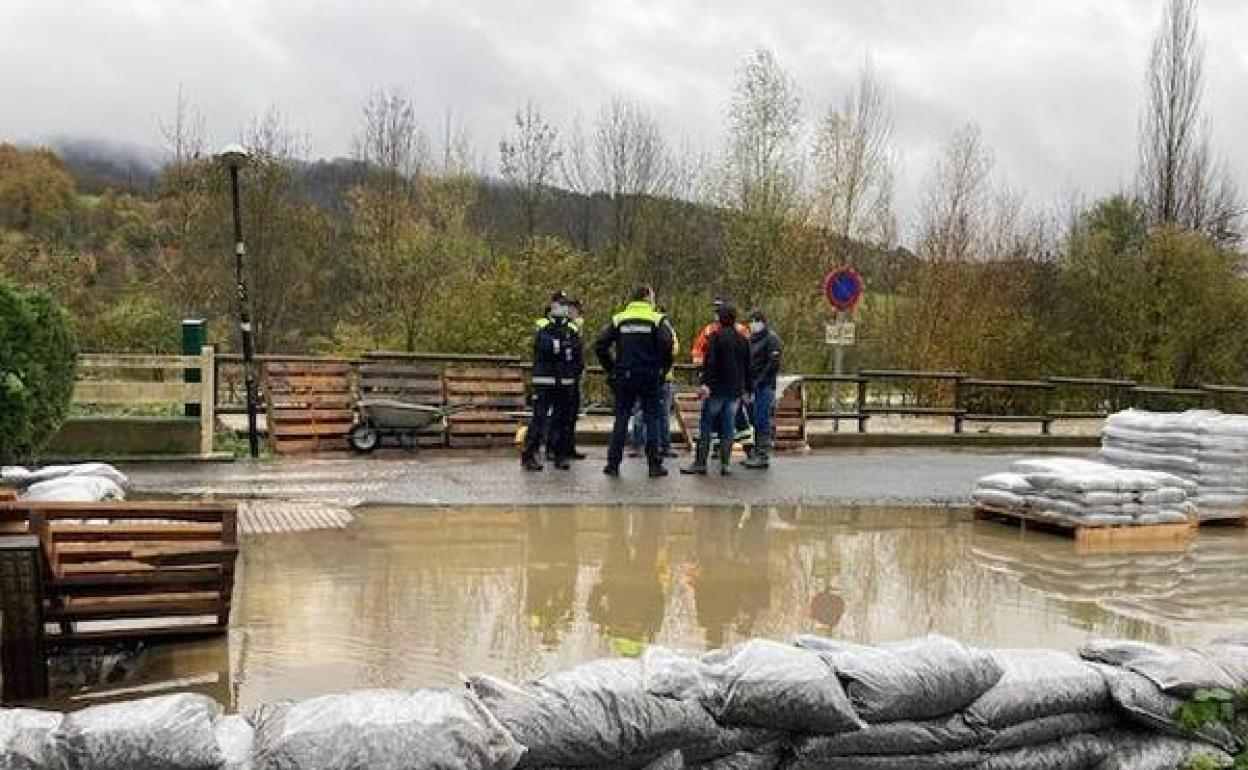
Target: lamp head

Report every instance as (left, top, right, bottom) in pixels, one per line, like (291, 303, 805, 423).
(217, 143, 249, 169)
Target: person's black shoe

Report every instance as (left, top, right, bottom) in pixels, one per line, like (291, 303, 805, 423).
(569, 451, 588, 460)
(522, 457, 544, 472)
(603, 465, 620, 477)
(554, 458, 571, 470)
(545, 450, 557, 461)
(649, 466, 669, 478)
(662, 449, 679, 459)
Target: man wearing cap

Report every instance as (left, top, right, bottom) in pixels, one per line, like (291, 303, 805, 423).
(594, 285, 675, 478)
(742, 309, 783, 470)
(549, 298, 587, 462)
(522, 293, 580, 471)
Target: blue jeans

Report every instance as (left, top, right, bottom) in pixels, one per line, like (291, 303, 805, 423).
(751, 385, 776, 443)
(699, 396, 738, 453)
(631, 382, 674, 451)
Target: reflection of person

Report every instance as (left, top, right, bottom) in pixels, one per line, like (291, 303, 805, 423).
(688, 507, 770, 649)
(525, 509, 578, 647)
(588, 510, 666, 656)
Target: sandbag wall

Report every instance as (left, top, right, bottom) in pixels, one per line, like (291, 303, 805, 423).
(4, 634, 1246, 770)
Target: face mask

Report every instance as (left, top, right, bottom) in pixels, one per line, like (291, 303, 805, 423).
(749, 321, 765, 333)
(549, 304, 569, 320)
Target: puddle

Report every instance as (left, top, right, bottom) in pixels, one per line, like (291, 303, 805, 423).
(46, 505, 1248, 711)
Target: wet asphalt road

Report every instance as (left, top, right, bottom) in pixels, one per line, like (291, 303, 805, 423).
(123, 447, 1094, 507)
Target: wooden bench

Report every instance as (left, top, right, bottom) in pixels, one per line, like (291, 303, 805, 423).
(263, 360, 354, 454)
(0, 501, 238, 645)
(445, 366, 527, 448)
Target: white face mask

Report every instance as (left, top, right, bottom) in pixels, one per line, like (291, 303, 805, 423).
(749, 321, 765, 333)
(549, 304, 569, 320)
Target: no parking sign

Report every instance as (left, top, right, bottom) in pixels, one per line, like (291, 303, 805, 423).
(823, 266, 865, 313)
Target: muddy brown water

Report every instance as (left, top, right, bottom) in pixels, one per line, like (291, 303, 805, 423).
(47, 505, 1248, 712)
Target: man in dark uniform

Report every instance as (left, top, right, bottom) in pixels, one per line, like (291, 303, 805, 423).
(522, 295, 580, 471)
(594, 285, 674, 478)
(549, 298, 587, 462)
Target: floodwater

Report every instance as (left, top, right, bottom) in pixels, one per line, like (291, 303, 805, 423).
(49, 505, 1248, 711)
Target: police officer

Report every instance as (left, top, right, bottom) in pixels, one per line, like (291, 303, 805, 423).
(549, 298, 587, 461)
(522, 294, 580, 471)
(594, 284, 674, 478)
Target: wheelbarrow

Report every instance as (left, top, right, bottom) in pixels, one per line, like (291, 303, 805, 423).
(348, 399, 474, 453)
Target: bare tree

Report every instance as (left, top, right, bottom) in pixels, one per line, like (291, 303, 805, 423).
(918, 125, 993, 262)
(354, 88, 428, 190)
(591, 97, 671, 256)
(159, 84, 205, 168)
(1139, 0, 1241, 244)
(720, 48, 802, 221)
(499, 101, 562, 241)
(811, 61, 897, 249)
(559, 113, 597, 251)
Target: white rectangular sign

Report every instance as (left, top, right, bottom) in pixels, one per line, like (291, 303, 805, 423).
(825, 320, 857, 346)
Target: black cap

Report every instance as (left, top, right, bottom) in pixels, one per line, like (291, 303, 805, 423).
(550, 290, 569, 304)
(748, 308, 766, 322)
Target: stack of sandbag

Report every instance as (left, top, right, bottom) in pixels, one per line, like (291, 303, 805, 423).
(468, 657, 724, 769)
(1007, 457, 1195, 527)
(1079, 638, 1248, 759)
(2, 463, 130, 502)
(962, 649, 1122, 769)
(786, 635, 1002, 770)
(1102, 409, 1248, 522)
(971, 473, 1035, 512)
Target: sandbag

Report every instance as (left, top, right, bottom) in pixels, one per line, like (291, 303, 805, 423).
(977, 732, 1111, 770)
(250, 689, 523, 770)
(790, 713, 983, 758)
(1098, 666, 1239, 754)
(636, 751, 683, 770)
(976, 474, 1034, 493)
(470, 659, 718, 768)
(1213, 631, 1248, 647)
(645, 640, 864, 735)
(1095, 730, 1234, 770)
(985, 711, 1120, 751)
(16, 463, 131, 490)
(0, 708, 62, 770)
(686, 741, 787, 770)
(22, 476, 126, 502)
(215, 715, 253, 770)
(965, 650, 1110, 728)
(677, 727, 785, 764)
(1079, 640, 1248, 696)
(972, 489, 1026, 510)
(796, 634, 1002, 722)
(56, 693, 223, 770)
(785, 749, 982, 770)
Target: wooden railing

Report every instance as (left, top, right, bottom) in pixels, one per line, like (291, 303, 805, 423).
(73, 349, 216, 456)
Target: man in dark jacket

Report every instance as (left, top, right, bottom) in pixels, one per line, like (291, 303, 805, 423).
(522, 296, 580, 471)
(743, 309, 783, 469)
(682, 303, 751, 476)
(594, 285, 674, 478)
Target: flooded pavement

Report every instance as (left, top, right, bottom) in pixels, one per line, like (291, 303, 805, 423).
(50, 504, 1248, 712)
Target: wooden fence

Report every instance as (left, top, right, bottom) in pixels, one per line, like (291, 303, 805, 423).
(74, 349, 216, 456)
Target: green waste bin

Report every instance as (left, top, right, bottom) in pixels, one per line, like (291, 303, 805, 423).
(182, 319, 207, 418)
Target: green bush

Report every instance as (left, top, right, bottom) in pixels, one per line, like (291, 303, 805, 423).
(0, 275, 77, 463)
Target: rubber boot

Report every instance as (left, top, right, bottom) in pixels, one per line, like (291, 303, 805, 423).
(720, 446, 733, 476)
(743, 436, 770, 469)
(681, 439, 710, 475)
(522, 455, 544, 472)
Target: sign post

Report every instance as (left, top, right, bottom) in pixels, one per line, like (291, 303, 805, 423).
(822, 267, 866, 430)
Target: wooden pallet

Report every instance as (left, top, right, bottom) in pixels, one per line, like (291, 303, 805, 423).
(445, 366, 527, 448)
(973, 504, 1193, 549)
(358, 359, 446, 447)
(774, 379, 810, 453)
(1195, 511, 1248, 528)
(0, 500, 238, 645)
(263, 360, 354, 454)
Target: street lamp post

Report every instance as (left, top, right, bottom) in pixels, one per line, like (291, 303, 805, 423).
(219, 144, 261, 459)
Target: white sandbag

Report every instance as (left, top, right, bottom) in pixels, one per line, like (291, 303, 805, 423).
(1135, 511, 1192, 525)
(789, 713, 982, 758)
(676, 726, 784, 765)
(647, 640, 864, 735)
(1050, 489, 1138, 507)
(1099, 447, 1200, 475)
(19, 463, 130, 490)
(471, 659, 717, 768)
(1010, 458, 1116, 477)
(55, 693, 223, 770)
(0, 708, 62, 770)
(1138, 488, 1188, 505)
(984, 710, 1120, 751)
(685, 741, 787, 770)
(1105, 409, 1217, 434)
(21, 476, 126, 502)
(975, 473, 1034, 493)
(972, 489, 1026, 511)
(1102, 424, 1203, 449)
(796, 634, 1003, 722)
(251, 688, 522, 770)
(965, 650, 1111, 729)
(1095, 730, 1234, 770)
(1, 466, 34, 486)
(215, 715, 253, 770)
(1080, 640, 1248, 696)
(786, 749, 983, 770)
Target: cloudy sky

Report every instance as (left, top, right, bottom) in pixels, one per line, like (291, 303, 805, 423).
(2, 0, 1246, 234)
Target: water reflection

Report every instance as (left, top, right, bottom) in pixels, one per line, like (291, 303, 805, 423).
(54, 506, 1246, 712)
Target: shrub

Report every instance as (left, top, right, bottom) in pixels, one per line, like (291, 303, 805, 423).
(0, 274, 77, 463)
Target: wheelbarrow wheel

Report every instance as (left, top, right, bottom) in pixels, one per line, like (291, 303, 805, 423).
(348, 425, 380, 454)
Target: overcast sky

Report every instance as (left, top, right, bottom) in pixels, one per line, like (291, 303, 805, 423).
(2, 0, 1246, 237)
